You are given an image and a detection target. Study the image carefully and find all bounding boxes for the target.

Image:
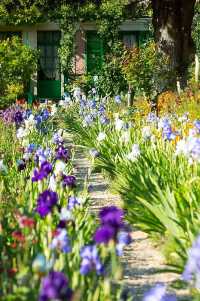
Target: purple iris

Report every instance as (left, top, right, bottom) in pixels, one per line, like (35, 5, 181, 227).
(41, 109, 49, 121)
(36, 190, 58, 218)
(35, 148, 45, 163)
(35, 114, 43, 125)
(143, 284, 176, 301)
(0, 105, 24, 124)
(94, 206, 131, 250)
(80, 245, 103, 275)
(117, 231, 132, 245)
(39, 271, 72, 301)
(32, 161, 52, 182)
(63, 175, 76, 188)
(14, 111, 23, 125)
(162, 125, 176, 141)
(84, 114, 93, 125)
(98, 105, 106, 114)
(94, 225, 115, 244)
(115, 95, 121, 104)
(194, 120, 200, 133)
(89, 149, 100, 158)
(182, 235, 200, 285)
(116, 231, 132, 256)
(99, 206, 124, 228)
(89, 99, 96, 109)
(99, 115, 110, 125)
(50, 229, 71, 253)
(23, 109, 32, 119)
(147, 112, 157, 123)
(67, 196, 81, 210)
(55, 145, 69, 162)
(26, 143, 36, 153)
(52, 132, 64, 145)
(57, 220, 66, 229)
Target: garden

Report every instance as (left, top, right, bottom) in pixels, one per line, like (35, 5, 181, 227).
(1, 1, 200, 301)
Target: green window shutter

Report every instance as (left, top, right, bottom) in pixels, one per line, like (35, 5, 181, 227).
(86, 31, 104, 74)
(138, 31, 151, 47)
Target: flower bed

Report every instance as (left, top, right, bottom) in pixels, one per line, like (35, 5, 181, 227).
(0, 105, 135, 300)
(59, 91, 200, 299)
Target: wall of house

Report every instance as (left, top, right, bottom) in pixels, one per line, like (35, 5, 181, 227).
(75, 18, 151, 75)
(74, 29, 86, 75)
(0, 18, 151, 98)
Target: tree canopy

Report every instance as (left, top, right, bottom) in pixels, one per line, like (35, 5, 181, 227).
(0, 0, 150, 26)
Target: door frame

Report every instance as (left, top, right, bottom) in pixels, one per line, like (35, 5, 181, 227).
(37, 30, 62, 100)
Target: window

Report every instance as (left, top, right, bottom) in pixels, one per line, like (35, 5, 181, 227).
(0, 31, 22, 41)
(121, 32, 138, 49)
(122, 33, 137, 48)
(37, 31, 61, 81)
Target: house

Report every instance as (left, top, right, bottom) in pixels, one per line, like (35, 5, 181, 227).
(0, 18, 150, 100)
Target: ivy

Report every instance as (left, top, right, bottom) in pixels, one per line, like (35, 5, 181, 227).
(0, 0, 151, 73)
(58, 0, 131, 73)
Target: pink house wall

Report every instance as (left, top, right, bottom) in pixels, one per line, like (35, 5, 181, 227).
(74, 29, 86, 75)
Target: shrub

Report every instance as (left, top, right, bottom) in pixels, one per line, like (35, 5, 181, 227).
(122, 41, 174, 99)
(0, 37, 38, 109)
(95, 53, 127, 97)
(64, 74, 95, 96)
(64, 54, 127, 98)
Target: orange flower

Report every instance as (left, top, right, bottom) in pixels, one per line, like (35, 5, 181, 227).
(16, 98, 26, 106)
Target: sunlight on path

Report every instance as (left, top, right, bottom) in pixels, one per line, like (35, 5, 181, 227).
(66, 134, 190, 300)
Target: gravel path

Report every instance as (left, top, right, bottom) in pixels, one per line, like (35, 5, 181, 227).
(71, 142, 190, 300)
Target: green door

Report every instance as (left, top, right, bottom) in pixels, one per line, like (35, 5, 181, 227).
(37, 31, 61, 99)
(86, 31, 104, 74)
(138, 31, 152, 47)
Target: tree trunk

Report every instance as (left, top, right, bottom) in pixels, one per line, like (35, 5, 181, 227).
(151, 0, 196, 90)
(195, 53, 200, 82)
(127, 85, 134, 107)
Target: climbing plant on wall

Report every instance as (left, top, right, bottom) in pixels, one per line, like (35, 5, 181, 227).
(57, 0, 131, 75)
(0, 0, 151, 76)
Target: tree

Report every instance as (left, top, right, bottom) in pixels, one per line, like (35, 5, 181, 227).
(0, 37, 38, 108)
(192, 1, 200, 82)
(151, 0, 196, 91)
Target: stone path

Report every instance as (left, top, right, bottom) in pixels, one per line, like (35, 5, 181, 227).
(71, 144, 190, 300)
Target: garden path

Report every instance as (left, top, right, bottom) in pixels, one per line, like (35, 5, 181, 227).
(70, 142, 190, 301)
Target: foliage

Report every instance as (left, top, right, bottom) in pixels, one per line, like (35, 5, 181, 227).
(95, 52, 128, 97)
(157, 91, 178, 114)
(96, 0, 129, 46)
(122, 41, 174, 99)
(0, 0, 149, 74)
(0, 104, 133, 300)
(0, 37, 38, 109)
(59, 89, 200, 289)
(0, 0, 47, 25)
(58, 0, 129, 75)
(193, 2, 200, 57)
(65, 74, 95, 96)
